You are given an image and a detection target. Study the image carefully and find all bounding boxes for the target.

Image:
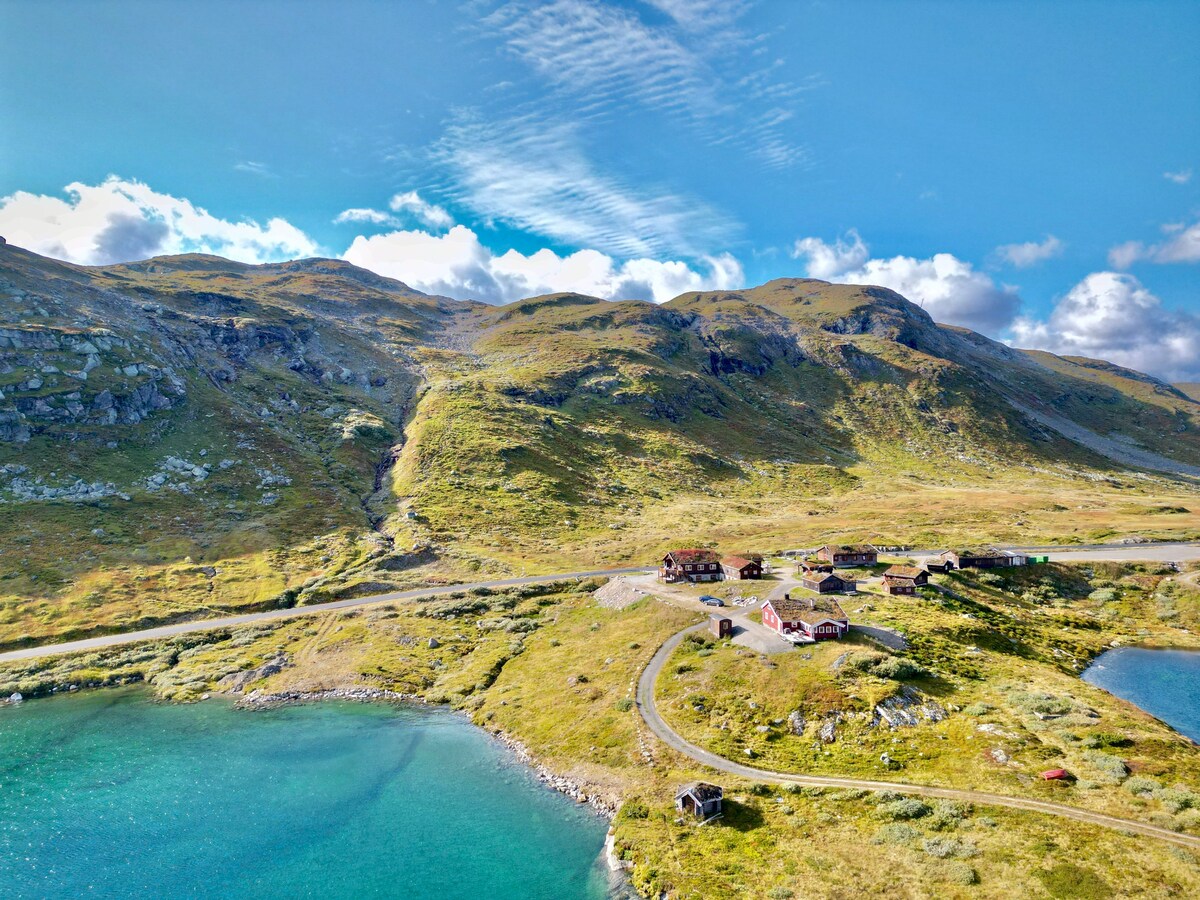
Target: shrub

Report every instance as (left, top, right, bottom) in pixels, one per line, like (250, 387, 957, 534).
(928, 800, 969, 830)
(614, 697, 633, 712)
(944, 862, 978, 885)
(619, 800, 649, 821)
(1037, 862, 1112, 899)
(879, 798, 931, 820)
(749, 783, 773, 796)
(1124, 776, 1158, 796)
(870, 656, 931, 680)
(1083, 750, 1128, 783)
(1157, 787, 1200, 813)
(766, 889, 795, 900)
(962, 702, 992, 716)
(1083, 732, 1133, 749)
(1087, 588, 1117, 603)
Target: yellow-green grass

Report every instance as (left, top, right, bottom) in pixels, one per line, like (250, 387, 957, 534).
(614, 783, 1200, 899)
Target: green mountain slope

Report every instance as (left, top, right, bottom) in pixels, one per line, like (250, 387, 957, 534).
(2, 246, 1198, 645)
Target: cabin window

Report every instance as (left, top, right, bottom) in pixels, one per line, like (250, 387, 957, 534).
(685, 564, 693, 571)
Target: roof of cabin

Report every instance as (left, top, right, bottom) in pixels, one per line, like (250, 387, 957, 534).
(722, 556, 756, 568)
(768, 594, 848, 625)
(665, 548, 720, 564)
(676, 781, 723, 802)
(884, 565, 927, 579)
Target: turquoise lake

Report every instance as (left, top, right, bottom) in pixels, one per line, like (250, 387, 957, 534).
(1081, 647, 1200, 743)
(0, 690, 612, 899)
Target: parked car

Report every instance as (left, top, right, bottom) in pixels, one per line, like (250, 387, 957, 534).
(700, 596, 724, 607)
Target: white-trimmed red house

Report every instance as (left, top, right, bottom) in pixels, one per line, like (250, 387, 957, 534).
(761, 593, 850, 642)
(721, 556, 762, 580)
(659, 549, 722, 583)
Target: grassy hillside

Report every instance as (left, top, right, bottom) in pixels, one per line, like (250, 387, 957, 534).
(2, 246, 1200, 645)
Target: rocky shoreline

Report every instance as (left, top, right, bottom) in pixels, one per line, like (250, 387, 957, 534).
(488, 729, 619, 819)
(235, 686, 427, 708)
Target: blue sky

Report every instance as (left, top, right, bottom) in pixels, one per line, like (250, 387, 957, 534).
(2, 0, 1198, 378)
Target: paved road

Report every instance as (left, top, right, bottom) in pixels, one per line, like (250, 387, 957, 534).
(909, 541, 1200, 564)
(0, 567, 650, 664)
(636, 624, 1200, 851)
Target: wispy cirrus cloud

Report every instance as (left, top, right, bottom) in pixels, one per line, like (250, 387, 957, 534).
(479, 0, 810, 170)
(433, 113, 736, 258)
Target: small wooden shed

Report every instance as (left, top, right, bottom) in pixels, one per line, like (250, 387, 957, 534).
(675, 782, 723, 819)
(709, 614, 733, 639)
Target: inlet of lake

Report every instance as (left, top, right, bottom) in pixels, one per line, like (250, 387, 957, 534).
(1081, 646, 1200, 742)
(0, 689, 613, 899)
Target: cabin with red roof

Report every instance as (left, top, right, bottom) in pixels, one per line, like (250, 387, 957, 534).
(761, 593, 850, 642)
(721, 556, 762, 580)
(659, 549, 722, 583)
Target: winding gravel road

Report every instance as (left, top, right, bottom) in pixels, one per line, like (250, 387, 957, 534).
(0, 567, 649, 664)
(636, 623, 1200, 850)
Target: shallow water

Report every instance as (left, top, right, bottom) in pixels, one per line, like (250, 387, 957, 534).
(0, 689, 610, 899)
(1081, 646, 1200, 742)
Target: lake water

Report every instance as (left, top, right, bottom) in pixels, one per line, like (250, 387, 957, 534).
(0, 690, 612, 899)
(1081, 647, 1200, 742)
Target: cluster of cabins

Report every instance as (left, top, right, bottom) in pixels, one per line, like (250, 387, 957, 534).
(660, 543, 1048, 645)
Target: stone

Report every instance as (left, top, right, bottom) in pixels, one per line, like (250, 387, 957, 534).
(8, 692, 22, 703)
(427, 637, 440, 649)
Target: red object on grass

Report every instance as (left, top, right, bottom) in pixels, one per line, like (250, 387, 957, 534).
(1041, 768, 1069, 780)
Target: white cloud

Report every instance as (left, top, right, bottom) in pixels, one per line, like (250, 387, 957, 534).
(790, 230, 868, 280)
(334, 191, 453, 231)
(388, 191, 453, 229)
(0, 176, 317, 265)
(1108, 218, 1200, 268)
(791, 231, 1022, 332)
(342, 224, 742, 304)
(1164, 168, 1193, 184)
(993, 234, 1064, 268)
(435, 115, 735, 258)
(1011, 272, 1200, 382)
(334, 208, 396, 226)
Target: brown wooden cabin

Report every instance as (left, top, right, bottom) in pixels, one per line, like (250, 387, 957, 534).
(660, 548, 722, 583)
(940, 548, 1010, 570)
(721, 556, 762, 580)
(817, 544, 878, 567)
(882, 565, 930, 595)
(675, 782, 723, 819)
(799, 572, 857, 594)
